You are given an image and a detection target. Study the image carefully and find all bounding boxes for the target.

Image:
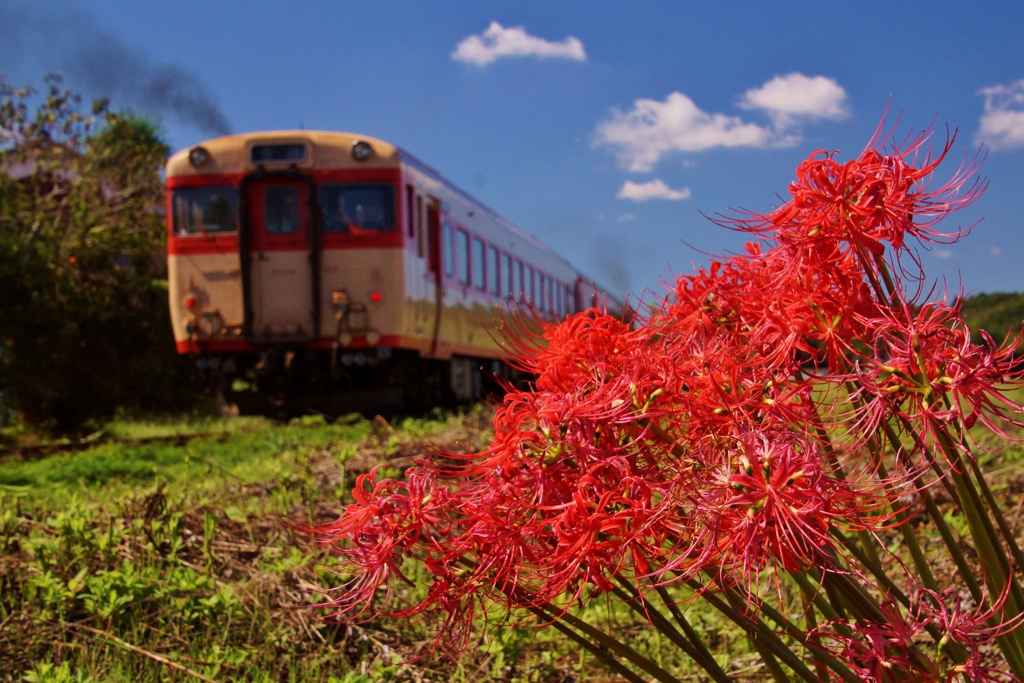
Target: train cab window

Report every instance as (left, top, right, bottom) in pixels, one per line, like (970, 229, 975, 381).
(526, 265, 535, 304)
(406, 185, 415, 238)
(320, 183, 395, 233)
(264, 186, 300, 234)
(513, 260, 523, 302)
(501, 253, 512, 299)
(172, 187, 239, 235)
(487, 246, 499, 295)
(457, 229, 470, 284)
(472, 237, 485, 290)
(442, 221, 454, 276)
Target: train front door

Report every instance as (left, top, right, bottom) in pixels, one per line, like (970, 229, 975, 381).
(245, 178, 316, 343)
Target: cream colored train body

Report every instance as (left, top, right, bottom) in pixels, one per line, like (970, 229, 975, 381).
(166, 131, 619, 408)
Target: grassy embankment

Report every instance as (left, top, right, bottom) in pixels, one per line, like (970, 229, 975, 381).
(4, 397, 1024, 682)
(0, 408, 762, 683)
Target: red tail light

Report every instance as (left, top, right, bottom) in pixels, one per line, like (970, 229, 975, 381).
(184, 295, 197, 309)
(370, 291, 382, 303)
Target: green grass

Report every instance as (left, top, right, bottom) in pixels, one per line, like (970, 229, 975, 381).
(7, 407, 725, 683)
(12, 398, 1020, 683)
(0, 407, 763, 683)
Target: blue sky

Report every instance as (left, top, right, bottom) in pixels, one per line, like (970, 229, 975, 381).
(3, 0, 1024, 300)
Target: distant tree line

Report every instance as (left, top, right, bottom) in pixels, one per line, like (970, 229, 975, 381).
(0, 75, 195, 431)
(958, 292, 1024, 347)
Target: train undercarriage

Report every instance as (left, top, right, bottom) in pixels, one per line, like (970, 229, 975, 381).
(189, 347, 522, 419)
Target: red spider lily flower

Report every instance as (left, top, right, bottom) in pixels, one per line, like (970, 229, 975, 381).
(945, 654, 1022, 682)
(682, 431, 893, 587)
(306, 467, 461, 621)
(720, 127, 985, 261)
(850, 291, 1024, 459)
(911, 583, 1024, 658)
(812, 597, 937, 682)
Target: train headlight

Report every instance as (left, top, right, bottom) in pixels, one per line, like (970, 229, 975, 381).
(199, 312, 224, 337)
(331, 289, 349, 308)
(366, 330, 381, 346)
(188, 146, 210, 168)
(351, 140, 373, 161)
(338, 331, 353, 347)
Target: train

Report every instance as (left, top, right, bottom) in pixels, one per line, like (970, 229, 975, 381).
(165, 130, 623, 414)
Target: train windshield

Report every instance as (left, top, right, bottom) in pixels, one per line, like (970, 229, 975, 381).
(172, 187, 239, 235)
(319, 183, 395, 233)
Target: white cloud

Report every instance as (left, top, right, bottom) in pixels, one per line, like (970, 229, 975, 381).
(452, 22, 586, 66)
(594, 74, 847, 172)
(934, 249, 953, 260)
(739, 73, 849, 128)
(617, 179, 691, 202)
(595, 92, 775, 172)
(988, 245, 1004, 258)
(976, 79, 1024, 151)
(616, 213, 636, 221)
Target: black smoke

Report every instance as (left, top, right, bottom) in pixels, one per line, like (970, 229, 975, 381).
(590, 235, 632, 295)
(0, 0, 230, 136)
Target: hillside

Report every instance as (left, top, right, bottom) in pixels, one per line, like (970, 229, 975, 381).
(959, 292, 1024, 346)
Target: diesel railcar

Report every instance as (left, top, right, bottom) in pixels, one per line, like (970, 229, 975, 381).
(166, 131, 620, 413)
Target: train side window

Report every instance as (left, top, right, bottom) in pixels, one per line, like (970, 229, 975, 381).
(443, 221, 455, 276)
(538, 274, 546, 312)
(501, 253, 512, 299)
(405, 185, 415, 238)
(513, 260, 522, 302)
(566, 285, 574, 314)
(471, 237, 485, 290)
(526, 265, 535, 304)
(557, 282, 564, 317)
(487, 246, 499, 295)
(172, 187, 239, 235)
(457, 229, 470, 285)
(416, 195, 425, 257)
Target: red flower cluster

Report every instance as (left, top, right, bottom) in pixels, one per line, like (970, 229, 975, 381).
(309, 126, 1024, 680)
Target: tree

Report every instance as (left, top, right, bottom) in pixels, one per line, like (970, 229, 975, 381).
(0, 75, 193, 430)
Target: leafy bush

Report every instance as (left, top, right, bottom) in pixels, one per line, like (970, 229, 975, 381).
(0, 75, 195, 431)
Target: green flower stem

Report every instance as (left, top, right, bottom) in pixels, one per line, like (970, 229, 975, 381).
(461, 556, 686, 683)
(685, 580, 822, 683)
(888, 416, 1024, 676)
(800, 585, 832, 682)
(732, 585, 860, 683)
(831, 529, 910, 605)
(527, 604, 649, 683)
(845, 389, 941, 594)
(545, 605, 687, 683)
(933, 427, 1024, 672)
(610, 578, 733, 683)
(966, 449, 1024, 584)
(650, 583, 733, 680)
(748, 637, 793, 683)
